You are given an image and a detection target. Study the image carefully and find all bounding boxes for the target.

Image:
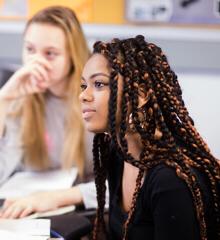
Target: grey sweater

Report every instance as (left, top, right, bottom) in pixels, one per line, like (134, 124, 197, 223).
(0, 92, 102, 209)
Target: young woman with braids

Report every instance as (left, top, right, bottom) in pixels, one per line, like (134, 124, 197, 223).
(80, 35, 220, 240)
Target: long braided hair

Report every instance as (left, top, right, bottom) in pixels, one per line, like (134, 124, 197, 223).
(91, 35, 220, 240)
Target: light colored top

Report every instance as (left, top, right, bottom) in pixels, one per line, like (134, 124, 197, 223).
(0, 92, 102, 209)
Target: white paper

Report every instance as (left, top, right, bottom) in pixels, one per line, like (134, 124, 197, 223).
(0, 168, 77, 198)
(0, 230, 48, 240)
(0, 219, 50, 236)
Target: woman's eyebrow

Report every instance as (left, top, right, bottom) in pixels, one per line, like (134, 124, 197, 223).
(24, 40, 61, 51)
(81, 73, 110, 81)
(90, 73, 110, 79)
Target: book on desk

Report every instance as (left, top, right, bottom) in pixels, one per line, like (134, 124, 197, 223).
(0, 218, 50, 240)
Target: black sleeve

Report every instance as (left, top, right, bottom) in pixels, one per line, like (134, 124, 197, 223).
(148, 165, 200, 240)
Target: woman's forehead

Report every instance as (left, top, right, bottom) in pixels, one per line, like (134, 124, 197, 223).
(82, 54, 110, 79)
(85, 54, 109, 71)
(24, 23, 66, 50)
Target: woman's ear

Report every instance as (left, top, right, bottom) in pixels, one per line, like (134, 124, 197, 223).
(138, 84, 150, 108)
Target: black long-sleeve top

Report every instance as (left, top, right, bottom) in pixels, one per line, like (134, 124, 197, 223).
(107, 151, 217, 240)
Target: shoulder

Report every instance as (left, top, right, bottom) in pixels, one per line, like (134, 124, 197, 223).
(143, 164, 197, 214)
(147, 164, 186, 190)
(144, 164, 191, 203)
(139, 164, 203, 240)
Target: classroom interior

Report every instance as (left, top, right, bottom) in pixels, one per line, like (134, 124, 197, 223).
(0, 1, 220, 239)
(0, 0, 219, 158)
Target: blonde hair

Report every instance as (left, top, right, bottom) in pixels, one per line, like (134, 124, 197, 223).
(10, 6, 90, 176)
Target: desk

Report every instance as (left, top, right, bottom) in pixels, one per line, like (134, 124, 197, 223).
(0, 200, 93, 240)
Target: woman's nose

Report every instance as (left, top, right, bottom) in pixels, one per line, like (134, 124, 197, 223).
(79, 87, 93, 102)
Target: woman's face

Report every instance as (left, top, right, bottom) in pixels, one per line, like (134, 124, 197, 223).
(22, 23, 71, 94)
(80, 54, 111, 133)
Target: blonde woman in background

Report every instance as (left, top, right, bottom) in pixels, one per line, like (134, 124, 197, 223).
(0, 6, 98, 218)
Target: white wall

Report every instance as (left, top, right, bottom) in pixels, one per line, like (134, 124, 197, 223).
(0, 21, 219, 158)
(178, 72, 220, 159)
(0, 22, 220, 71)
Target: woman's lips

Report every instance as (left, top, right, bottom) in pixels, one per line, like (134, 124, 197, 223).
(82, 109, 96, 119)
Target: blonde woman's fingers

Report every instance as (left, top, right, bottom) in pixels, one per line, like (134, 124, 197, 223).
(30, 79, 48, 93)
(0, 204, 21, 219)
(19, 76, 39, 95)
(27, 56, 52, 71)
(30, 68, 44, 83)
(9, 206, 24, 219)
(19, 205, 34, 218)
(2, 199, 16, 209)
(32, 63, 50, 83)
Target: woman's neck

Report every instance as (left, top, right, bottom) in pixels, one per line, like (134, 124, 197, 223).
(124, 132, 143, 160)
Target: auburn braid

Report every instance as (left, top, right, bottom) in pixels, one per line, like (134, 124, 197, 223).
(92, 133, 109, 240)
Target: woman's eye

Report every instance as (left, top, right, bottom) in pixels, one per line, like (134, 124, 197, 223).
(46, 51, 57, 59)
(25, 46, 34, 54)
(94, 81, 107, 88)
(80, 83, 87, 91)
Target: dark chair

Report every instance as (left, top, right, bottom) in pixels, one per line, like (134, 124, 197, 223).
(0, 60, 20, 88)
(49, 210, 93, 240)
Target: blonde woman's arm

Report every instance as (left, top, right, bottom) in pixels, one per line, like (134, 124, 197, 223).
(0, 180, 109, 219)
(0, 186, 83, 219)
(0, 57, 52, 184)
(0, 117, 23, 185)
(0, 86, 23, 185)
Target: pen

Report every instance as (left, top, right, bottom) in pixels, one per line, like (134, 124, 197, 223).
(50, 229, 65, 239)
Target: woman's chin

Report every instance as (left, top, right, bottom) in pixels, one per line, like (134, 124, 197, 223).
(84, 124, 106, 134)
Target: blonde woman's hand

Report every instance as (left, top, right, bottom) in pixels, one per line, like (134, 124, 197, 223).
(0, 57, 52, 101)
(0, 191, 62, 219)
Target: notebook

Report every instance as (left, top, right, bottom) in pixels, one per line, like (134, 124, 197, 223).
(0, 219, 50, 240)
